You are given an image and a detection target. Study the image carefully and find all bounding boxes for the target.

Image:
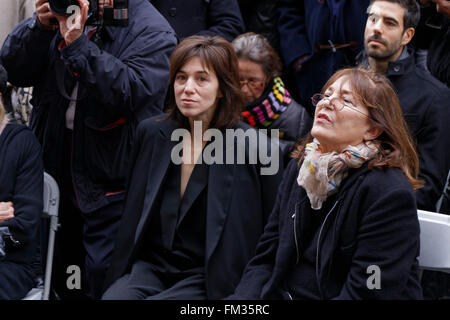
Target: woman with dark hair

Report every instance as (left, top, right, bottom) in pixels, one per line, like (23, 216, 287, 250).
(231, 32, 312, 164)
(229, 67, 424, 300)
(102, 35, 283, 300)
(0, 65, 43, 300)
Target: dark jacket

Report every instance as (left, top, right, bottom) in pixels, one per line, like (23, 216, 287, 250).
(277, 0, 370, 113)
(0, 123, 43, 264)
(0, 0, 177, 213)
(104, 116, 284, 299)
(359, 51, 450, 211)
(426, 17, 450, 87)
(231, 159, 423, 300)
(237, 0, 280, 53)
(269, 99, 312, 163)
(151, 0, 245, 41)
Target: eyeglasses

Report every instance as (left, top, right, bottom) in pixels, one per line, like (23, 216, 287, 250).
(240, 78, 266, 90)
(311, 93, 371, 118)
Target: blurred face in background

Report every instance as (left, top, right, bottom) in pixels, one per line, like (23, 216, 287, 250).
(238, 59, 269, 103)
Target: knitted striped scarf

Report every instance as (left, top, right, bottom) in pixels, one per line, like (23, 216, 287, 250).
(241, 77, 291, 128)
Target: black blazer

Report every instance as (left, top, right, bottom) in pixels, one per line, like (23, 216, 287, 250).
(231, 159, 423, 300)
(104, 116, 283, 298)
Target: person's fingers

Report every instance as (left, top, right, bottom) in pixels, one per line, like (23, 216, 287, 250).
(35, 0, 49, 8)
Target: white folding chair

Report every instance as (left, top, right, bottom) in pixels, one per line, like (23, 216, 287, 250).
(23, 172, 60, 300)
(417, 209, 450, 274)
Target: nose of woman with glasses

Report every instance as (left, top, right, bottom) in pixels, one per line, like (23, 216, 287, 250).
(231, 32, 312, 164)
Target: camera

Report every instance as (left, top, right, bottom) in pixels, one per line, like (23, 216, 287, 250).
(48, 0, 128, 27)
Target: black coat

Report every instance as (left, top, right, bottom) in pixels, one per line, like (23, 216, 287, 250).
(0, 123, 43, 265)
(0, 0, 177, 213)
(151, 0, 244, 41)
(237, 0, 280, 53)
(277, 0, 370, 114)
(381, 52, 450, 211)
(231, 159, 423, 299)
(268, 99, 312, 164)
(104, 116, 283, 299)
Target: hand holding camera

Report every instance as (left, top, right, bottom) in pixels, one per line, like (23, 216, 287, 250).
(54, 0, 90, 45)
(36, 0, 57, 28)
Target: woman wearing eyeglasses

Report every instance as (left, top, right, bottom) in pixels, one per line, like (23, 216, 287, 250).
(228, 67, 424, 300)
(231, 33, 312, 164)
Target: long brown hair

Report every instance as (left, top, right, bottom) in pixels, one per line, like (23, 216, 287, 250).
(292, 67, 423, 190)
(167, 35, 244, 130)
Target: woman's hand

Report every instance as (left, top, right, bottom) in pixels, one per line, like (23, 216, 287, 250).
(0, 202, 14, 223)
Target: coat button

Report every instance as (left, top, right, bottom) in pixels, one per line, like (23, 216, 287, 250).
(169, 7, 177, 17)
(394, 66, 400, 72)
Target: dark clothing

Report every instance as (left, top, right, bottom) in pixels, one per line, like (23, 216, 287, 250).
(237, 0, 280, 53)
(278, 0, 370, 114)
(269, 100, 312, 163)
(0, 261, 35, 300)
(426, 18, 450, 87)
(413, 7, 450, 86)
(231, 160, 423, 300)
(1, 0, 176, 299)
(105, 161, 209, 300)
(102, 260, 206, 300)
(138, 161, 208, 275)
(284, 193, 336, 300)
(104, 116, 283, 299)
(151, 0, 244, 42)
(0, 123, 43, 299)
(242, 77, 312, 164)
(1, 0, 177, 213)
(359, 50, 450, 211)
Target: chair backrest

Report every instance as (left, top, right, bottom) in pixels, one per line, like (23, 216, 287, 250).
(23, 172, 60, 300)
(417, 209, 450, 273)
(42, 172, 60, 300)
(43, 172, 60, 218)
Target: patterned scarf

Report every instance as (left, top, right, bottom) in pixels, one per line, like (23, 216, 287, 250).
(297, 138, 379, 210)
(241, 77, 291, 128)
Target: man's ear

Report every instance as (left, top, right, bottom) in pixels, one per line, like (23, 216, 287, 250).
(364, 125, 383, 141)
(401, 27, 415, 46)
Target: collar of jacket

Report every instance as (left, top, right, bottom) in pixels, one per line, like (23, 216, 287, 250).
(357, 47, 416, 77)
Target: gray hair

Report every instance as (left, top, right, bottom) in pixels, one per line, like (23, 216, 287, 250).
(231, 32, 282, 78)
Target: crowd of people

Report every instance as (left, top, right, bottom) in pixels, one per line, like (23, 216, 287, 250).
(0, 0, 449, 300)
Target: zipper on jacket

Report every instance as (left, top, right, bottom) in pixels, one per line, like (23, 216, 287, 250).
(285, 291, 293, 300)
(315, 200, 339, 299)
(292, 203, 300, 265)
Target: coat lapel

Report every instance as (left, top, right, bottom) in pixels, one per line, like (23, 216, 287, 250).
(205, 159, 236, 261)
(134, 122, 178, 243)
(177, 162, 208, 227)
